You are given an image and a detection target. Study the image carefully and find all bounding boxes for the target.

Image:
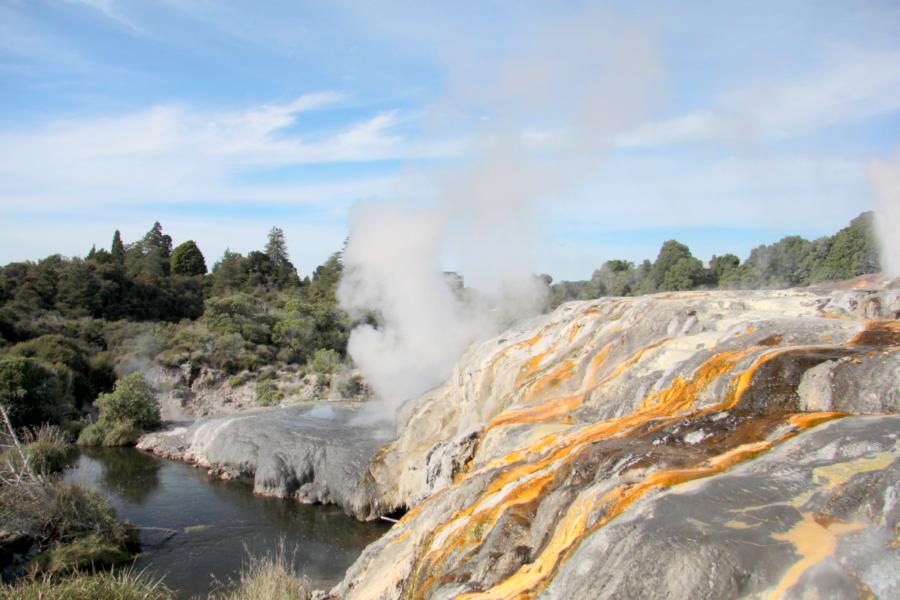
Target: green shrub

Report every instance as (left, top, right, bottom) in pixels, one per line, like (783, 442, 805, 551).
(334, 373, 365, 399)
(227, 371, 253, 388)
(309, 349, 340, 375)
(77, 373, 159, 447)
(255, 380, 283, 407)
(0, 569, 172, 600)
(0, 357, 67, 428)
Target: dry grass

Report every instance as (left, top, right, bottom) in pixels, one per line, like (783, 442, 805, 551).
(0, 569, 172, 600)
(210, 541, 314, 600)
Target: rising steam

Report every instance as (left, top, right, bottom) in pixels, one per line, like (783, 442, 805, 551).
(339, 9, 663, 412)
(870, 156, 900, 278)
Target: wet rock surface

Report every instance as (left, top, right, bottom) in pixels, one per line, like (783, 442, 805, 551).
(138, 403, 394, 519)
(337, 287, 899, 599)
(142, 286, 900, 599)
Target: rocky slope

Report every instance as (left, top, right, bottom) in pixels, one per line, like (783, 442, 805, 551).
(141, 284, 900, 599)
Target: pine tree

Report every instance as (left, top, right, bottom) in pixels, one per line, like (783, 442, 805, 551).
(111, 230, 126, 264)
(265, 227, 290, 269)
(264, 227, 299, 288)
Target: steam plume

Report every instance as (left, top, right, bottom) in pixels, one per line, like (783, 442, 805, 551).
(339, 9, 663, 412)
(871, 156, 900, 278)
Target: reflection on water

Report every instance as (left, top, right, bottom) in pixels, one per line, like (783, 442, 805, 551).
(81, 447, 161, 503)
(64, 448, 388, 599)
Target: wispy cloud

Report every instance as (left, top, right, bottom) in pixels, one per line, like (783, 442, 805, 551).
(0, 93, 456, 211)
(620, 49, 900, 147)
(67, 0, 142, 33)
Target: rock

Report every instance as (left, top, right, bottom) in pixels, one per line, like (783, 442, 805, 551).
(334, 287, 900, 599)
(141, 286, 900, 598)
(138, 403, 394, 519)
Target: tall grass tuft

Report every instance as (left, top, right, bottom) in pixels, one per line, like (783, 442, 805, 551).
(0, 568, 172, 600)
(211, 540, 314, 600)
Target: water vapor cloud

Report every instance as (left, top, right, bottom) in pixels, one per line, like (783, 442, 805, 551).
(338, 8, 664, 412)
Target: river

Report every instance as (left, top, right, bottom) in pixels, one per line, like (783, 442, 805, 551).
(64, 447, 389, 598)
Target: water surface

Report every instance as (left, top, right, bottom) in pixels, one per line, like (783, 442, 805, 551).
(64, 447, 388, 598)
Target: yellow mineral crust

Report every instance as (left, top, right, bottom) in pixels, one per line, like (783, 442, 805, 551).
(456, 413, 843, 600)
(767, 513, 866, 600)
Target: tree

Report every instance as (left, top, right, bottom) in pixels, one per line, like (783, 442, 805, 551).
(591, 260, 638, 297)
(211, 249, 248, 294)
(816, 212, 880, 282)
(265, 227, 290, 270)
(264, 227, 299, 288)
(710, 254, 741, 287)
(77, 373, 160, 447)
(170, 240, 207, 276)
(110, 230, 126, 264)
(126, 222, 173, 277)
(643, 240, 707, 292)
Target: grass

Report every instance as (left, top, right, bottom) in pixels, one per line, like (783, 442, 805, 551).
(36, 533, 134, 574)
(0, 569, 173, 600)
(3, 424, 75, 475)
(210, 542, 313, 600)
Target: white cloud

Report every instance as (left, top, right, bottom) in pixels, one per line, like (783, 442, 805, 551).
(0, 93, 456, 211)
(67, 0, 142, 33)
(620, 49, 900, 147)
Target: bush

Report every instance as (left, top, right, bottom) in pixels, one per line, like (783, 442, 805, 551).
(255, 380, 283, 408)
(334, 372, 366, 400)
(0, 357, 67, 428)
(0, 569, 172, 600)
(77, 374, 159, 447)
(309, 349, 340, 376)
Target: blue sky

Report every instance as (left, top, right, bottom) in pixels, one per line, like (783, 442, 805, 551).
(1, 0, 899, 280)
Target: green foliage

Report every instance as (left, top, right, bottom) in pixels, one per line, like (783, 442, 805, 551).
(77, 373, 159, 447)
(644, 240, 708, 292)
(110, 230, 126, 265)
(309, 348, 341, 375)
(264, 227, 299, 289)
(211, 249, 249, 295)
(37, 533, 133, 574)
(0, 357, 66, 428)
(17, 425, 76, 475)
(0, 480, 134, 570)
(5, 334, 111, 411)
(203, 294, 273, 345)
(126, 222, 173, 278)
(255, 379, 283, 407)
(810, 211, 880, 283)
(709, 254, 741, 287)
(169, 240, 207, 276)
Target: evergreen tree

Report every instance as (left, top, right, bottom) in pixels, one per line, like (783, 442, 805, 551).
(211, 249, 248, 294)
(265, 227, 289, 269)
(126, 222, 173, 277)
(264, 227, 299, 288)
(170, 240, 208, 276)
(111, 230, 126, 264)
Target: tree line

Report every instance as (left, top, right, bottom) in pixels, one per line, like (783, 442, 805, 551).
(545, 212, 880, 308)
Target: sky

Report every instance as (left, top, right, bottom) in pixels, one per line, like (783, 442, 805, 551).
(1, 0, 899, 281)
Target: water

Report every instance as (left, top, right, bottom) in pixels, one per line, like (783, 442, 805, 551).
(64, 447, 389, 598)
